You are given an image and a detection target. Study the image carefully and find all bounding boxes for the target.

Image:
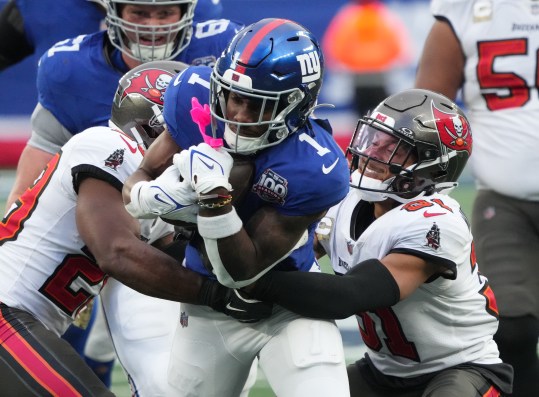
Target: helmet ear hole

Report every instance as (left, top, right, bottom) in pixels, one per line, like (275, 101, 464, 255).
(392, 176, 415, 194)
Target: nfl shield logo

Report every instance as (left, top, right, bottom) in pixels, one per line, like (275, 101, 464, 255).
(180, 311, 189, 328)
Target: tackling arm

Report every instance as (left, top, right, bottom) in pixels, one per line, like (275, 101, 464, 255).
(199, 201, 323, 288)
(78, 176, 272, 321)
(248, 253, 443, 319)
(77, 177, 203, 302)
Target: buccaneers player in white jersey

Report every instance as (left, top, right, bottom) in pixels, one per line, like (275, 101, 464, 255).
(415, 1, 539, 395)
(247, 89, 514, 396)
(0, 61, 269, 396)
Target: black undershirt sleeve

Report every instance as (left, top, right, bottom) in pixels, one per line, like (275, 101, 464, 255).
(248, 259, 400, 319)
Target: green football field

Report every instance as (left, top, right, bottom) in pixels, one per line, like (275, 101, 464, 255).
(0, 170, 476, 396)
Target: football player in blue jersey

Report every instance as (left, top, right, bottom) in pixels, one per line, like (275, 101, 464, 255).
(124, 18, 352, 397)
(0, 0, 221, 71)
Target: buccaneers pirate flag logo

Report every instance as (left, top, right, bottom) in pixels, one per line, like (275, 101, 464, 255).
(122, 67, 174, 104)
(432, 102, 472, 155)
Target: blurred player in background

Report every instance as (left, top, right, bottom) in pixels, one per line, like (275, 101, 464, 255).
(0, 61, 269, 396)
(247, 88, 514, 396)
(415, 1, 539, 395)
(0, 0, 222, 72)
(123, 18, 351, 397)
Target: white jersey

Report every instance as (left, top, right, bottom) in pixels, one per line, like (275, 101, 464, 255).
(0, 126, 172, 336)
(431, 0, 539, 200)
(319, 191, 501, 377)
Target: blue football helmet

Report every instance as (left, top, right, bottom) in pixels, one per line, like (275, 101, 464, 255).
(210, 18, 325, 154)
(105, 0, 197, 62)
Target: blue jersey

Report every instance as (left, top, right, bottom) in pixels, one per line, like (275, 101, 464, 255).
(193, 0, 223, 21)
(6, 0, 104, 57)
(37, 19, 243, 136)
(164, 66, 350, 277)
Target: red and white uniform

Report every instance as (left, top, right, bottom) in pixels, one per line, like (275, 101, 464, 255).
(431, 0, 539, 200)
(319, 191, 502, 377)
(0, 126, 177, 395)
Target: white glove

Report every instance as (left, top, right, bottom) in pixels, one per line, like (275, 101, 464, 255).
(174, 142, 233, 195)
(125, 165, 198, 222)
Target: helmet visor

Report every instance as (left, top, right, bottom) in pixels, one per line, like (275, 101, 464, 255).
(349, 118, 416, 175)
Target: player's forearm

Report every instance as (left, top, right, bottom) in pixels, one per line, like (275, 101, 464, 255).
(99, 237, 204, 303)
(198, 201, 314, 287)
(248, 259, 400, 319)
(199, 213, 299, 288)
(5, 145, 54, 209)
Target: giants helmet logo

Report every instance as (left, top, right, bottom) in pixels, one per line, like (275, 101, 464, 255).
(296, 51, 321, 83)
(432, 102, 472, 155)
(122, 68, 174, 104)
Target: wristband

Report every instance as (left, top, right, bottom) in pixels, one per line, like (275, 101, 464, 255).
(197, 207, 243, 239)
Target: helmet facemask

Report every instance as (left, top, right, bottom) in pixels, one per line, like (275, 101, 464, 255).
(106, 0, 196, 62)
(348, 116, 420, 203)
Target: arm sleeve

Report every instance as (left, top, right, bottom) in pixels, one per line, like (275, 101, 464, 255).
(249, 259, 400, 319)
(28, 103, 73, 153)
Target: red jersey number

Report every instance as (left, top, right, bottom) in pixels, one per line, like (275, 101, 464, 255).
(39, 254, 106, 317)
(477, 39, 537, 110)
(358, 308, 420, 362)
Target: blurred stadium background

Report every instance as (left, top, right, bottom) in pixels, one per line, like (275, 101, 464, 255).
(1, 0, 479, 395)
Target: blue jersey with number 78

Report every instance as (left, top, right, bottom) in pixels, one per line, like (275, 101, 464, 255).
(36, 19, 243, 136)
